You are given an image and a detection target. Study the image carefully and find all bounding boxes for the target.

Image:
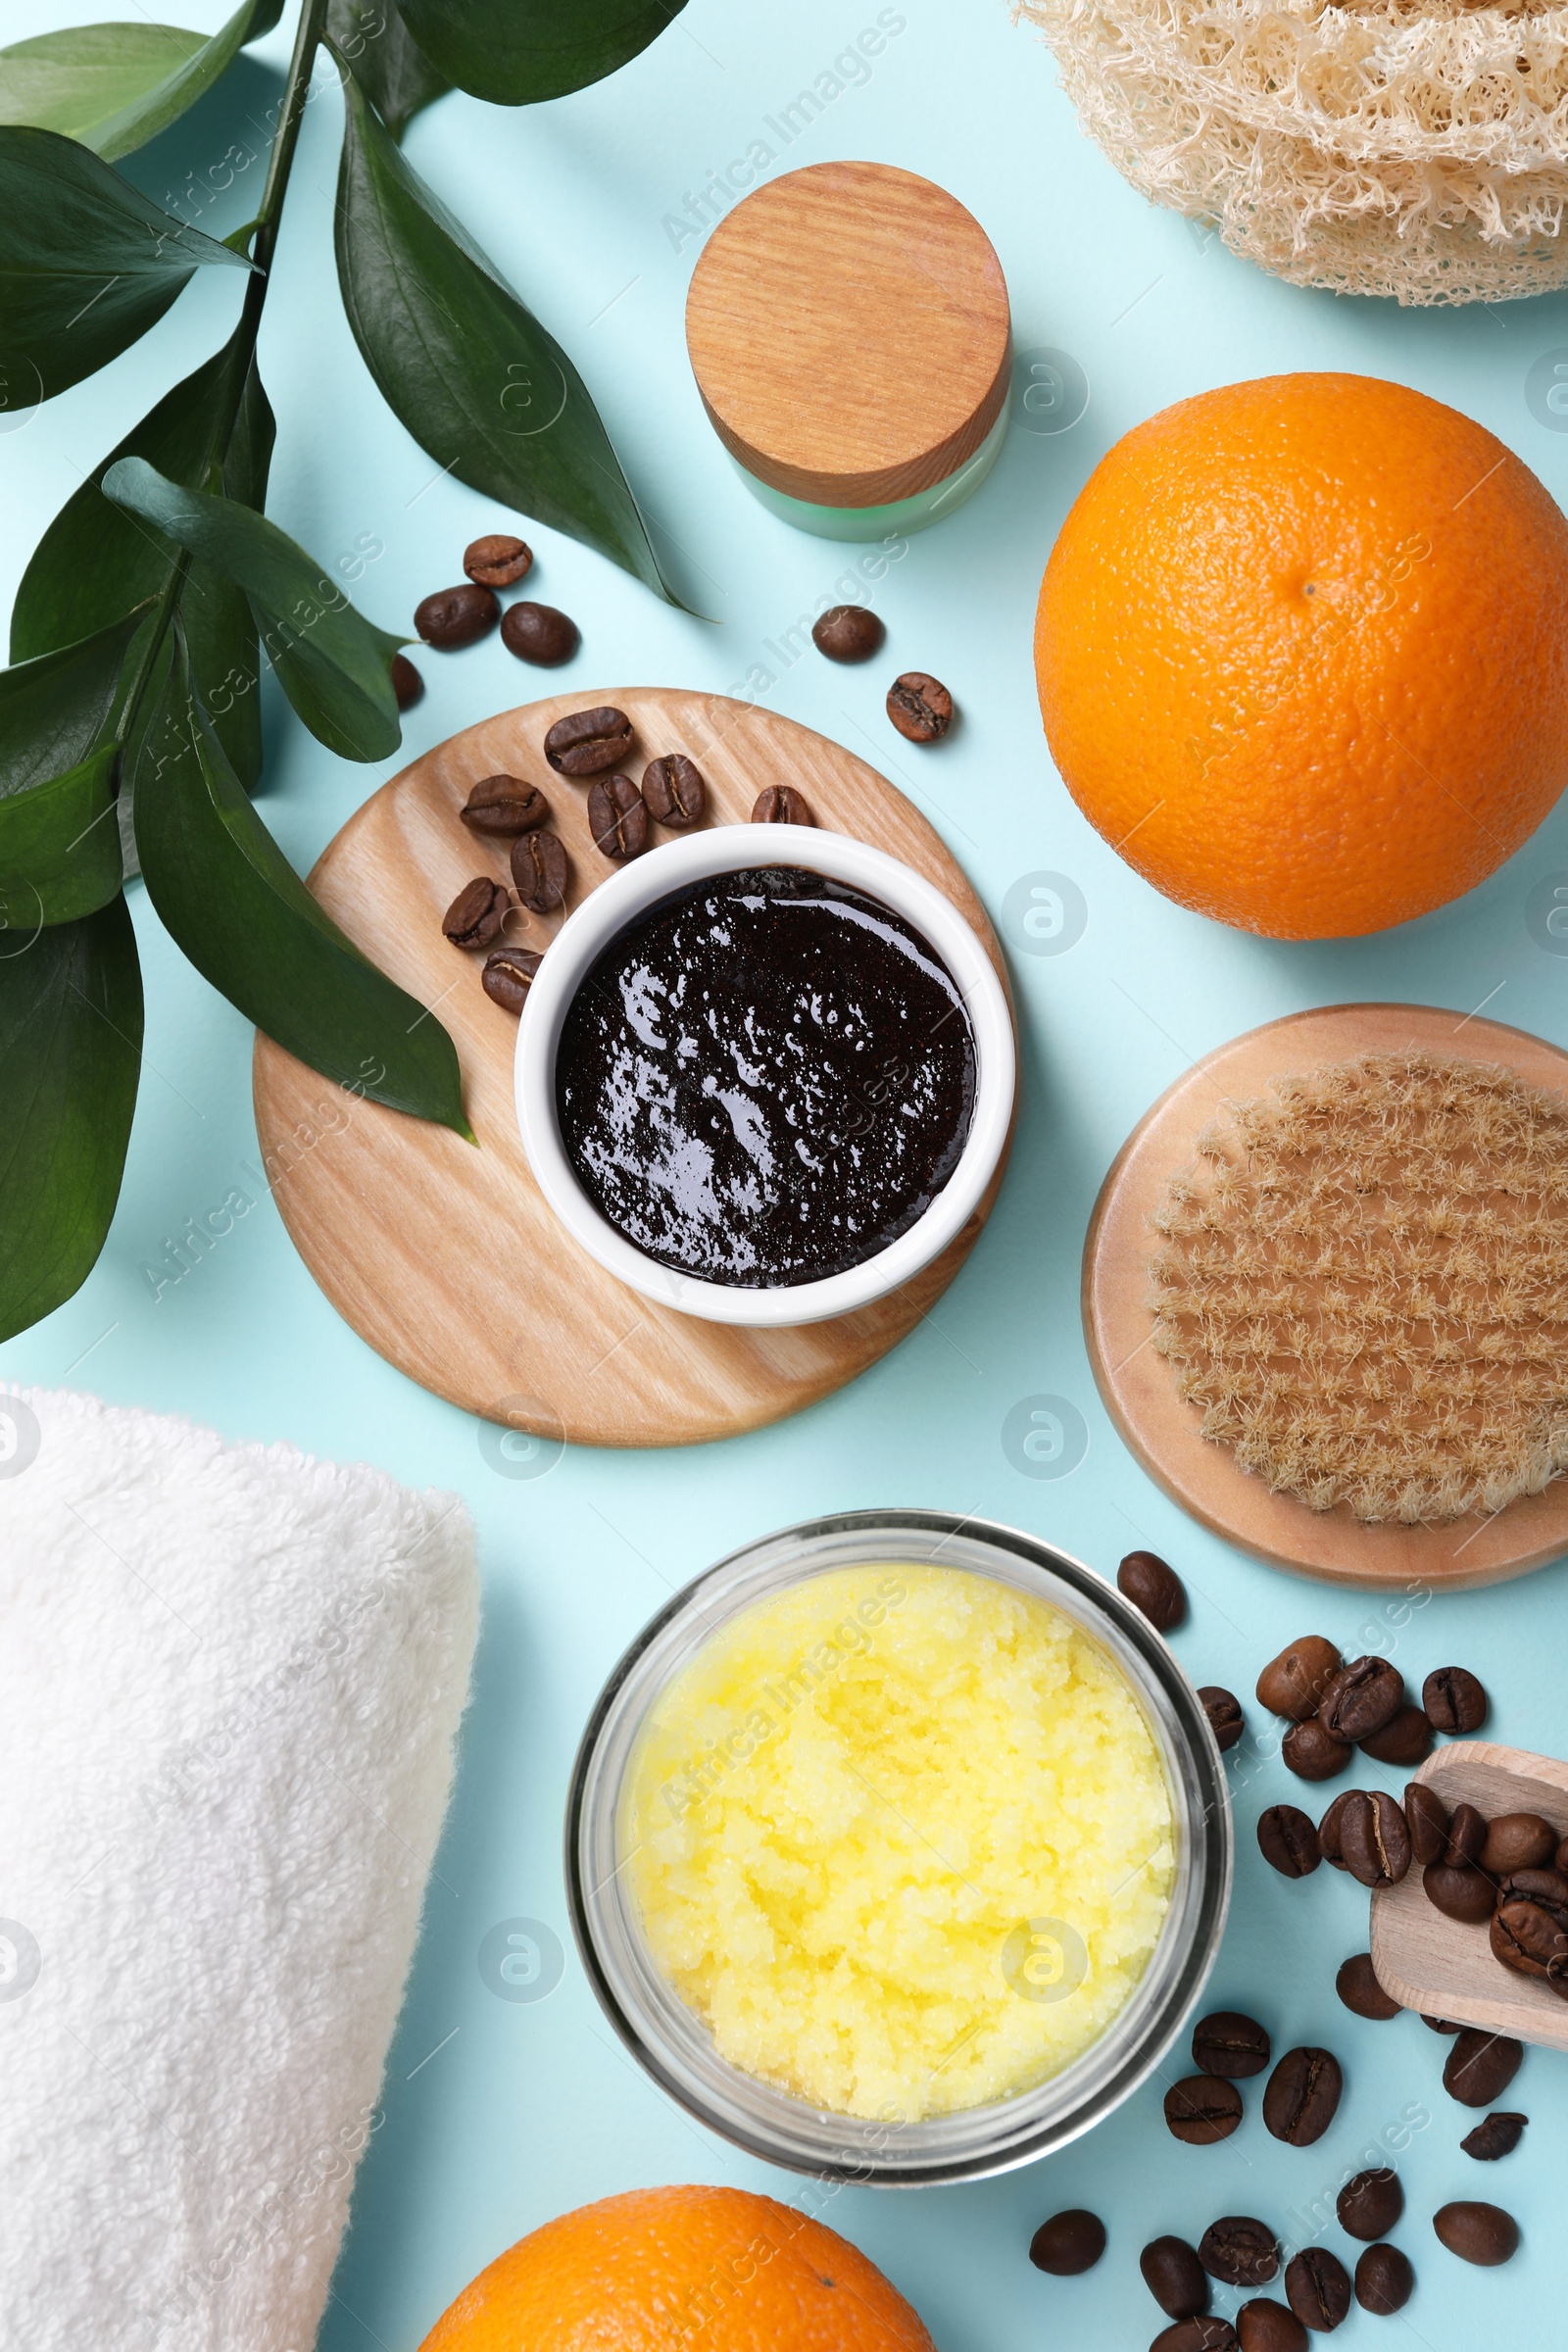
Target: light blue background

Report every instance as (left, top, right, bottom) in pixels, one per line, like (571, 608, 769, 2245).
(5, 2, 1568, 2344)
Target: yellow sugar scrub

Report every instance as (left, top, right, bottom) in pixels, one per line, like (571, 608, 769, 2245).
(623, 1562, 1176, 2122)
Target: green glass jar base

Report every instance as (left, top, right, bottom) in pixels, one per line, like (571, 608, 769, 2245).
(729, 406, 1009, 542)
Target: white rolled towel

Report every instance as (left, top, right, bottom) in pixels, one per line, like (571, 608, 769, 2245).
(0, 1388, 479, 2352)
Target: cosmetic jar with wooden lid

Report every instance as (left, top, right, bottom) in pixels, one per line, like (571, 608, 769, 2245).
(685, 161, 1012, 541)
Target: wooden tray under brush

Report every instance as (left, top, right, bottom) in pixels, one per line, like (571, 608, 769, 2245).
(252, 689, 1013, 1449)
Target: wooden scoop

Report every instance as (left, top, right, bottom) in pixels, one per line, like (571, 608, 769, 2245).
(1371, 1741, 1568, 2052)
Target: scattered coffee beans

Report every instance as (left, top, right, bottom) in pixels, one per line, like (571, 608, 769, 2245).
(1263, 2047, 1343, 2146)
(442, 875, 509, 949)
(886, 671, 953, 742)
(1258, 1804, 1320, 1878)
(1480, 1812, 1556, 1875)
(464, 533, 532, 587)
(1029, 2209, 1105, 2274)
(1422, 1667, 1487, 1734)
(1152, 2323, 1237, 2352)
(1318, 1657, 1403, 1743)
(812, 604, 884, 662)
(510, 829, 567, 912)
(1339, 1790, 1412, 1889)
(416, 582, 499, 649)
(1141, 2236, 1209, 2319)
(1337, 2169, 1402, 2240)
(1199, 2218, 1279, 2288)
(1318, 1790, 1358, 1871)
(1460, 2111, 1527, 2161)
(391, 652, 423, 709)
(1200, 1688, 1245, 1751)
(1405, 1782, 1449, 1866)
(1443, 2030, 1522, 2107)
(500, 602, 578, 665)
(1353, 2243, 1412, 2316)
(1236, 2299, 1306, 2352)
(1432, 2200, 1518, 2265)
(481, 945, 542, 1013)
(1284, 2247, 1350, 2332)
(1423, 1863, 1496, 1925)
(1357, 1705, 1432, 1767)
(461, 774, 549, 836)
(641, 754, 707, 827)
(1256, 1637, 1342, 1721)
(1422, 2017, 1460, 2034)
(1336, 1954, 1399, 2021)
(1192, 2011, 1271, 2079)
(588, 773, 648, 861)
(1282, 1720, 1351, 1783)
(1117, 1549, 1186, 1631)
(1557, 1833, 1568, 1876)
(751, 784, 813, 825)
(1164, 2076, 1243, 2144)
(544, 706, 633, 776)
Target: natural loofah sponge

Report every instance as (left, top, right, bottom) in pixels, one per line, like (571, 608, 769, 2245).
(1018, 0, 1568, 303)
(1146, 1053, 1568, 1522)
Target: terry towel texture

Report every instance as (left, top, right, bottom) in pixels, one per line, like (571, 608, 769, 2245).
(0, 1388, 479, 2352)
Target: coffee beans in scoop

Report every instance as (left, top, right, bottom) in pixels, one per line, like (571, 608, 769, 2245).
(1480, 1812, 1556, 1874)
(464, 533, 532, 587)
(751, 785, 813, 825)
(544, 707, 633, 776)
(1461, 2111, 1527, 2160)
(1029, 2209, 1105, 2274)
(886, 671, 953, 742)
(1164, 2076, 1243, 2144)
(481, 946, 542, 1013)
(1284, 2247, 1350, 2330)
(416, 583, 499, 648)
(1257, 1804, 1320, 1877)
(1262, 2046, 1342, 2145)
(1141, 2236, 1209, 2319)
(391, 652, 423, 709)
(1200, 2219, 1279, 2289)
(442, 875, 510, 949)
(1335, 1954, 1399, 2022)
(461, 775, 549, 836)
(641, 755, 706, 826)
(1405, 1782, 1448, 1865)
(1192, 2011, 1271, 2077)
(1433, 2200, 1518, 2265)
(1353, 2243, 1413, 2315)
(500, 603, 578, 665)
(1256, 1637, 1342, 1721)
(1236, 2299, 1306, 2352)
(1423, 1667, 1488, 1733)
(812, 604, 884, 662)
(1443, 2030, 1522, 2107)
(1337, 2169, 1402, 2239)
(1200, 1688, 1245, 1751)
(1117, 1549, 1186, 1631)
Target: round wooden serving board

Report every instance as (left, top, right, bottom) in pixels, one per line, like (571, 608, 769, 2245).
(1082, 1003, 1568, 1590)
(253, 689, 1013, 1449)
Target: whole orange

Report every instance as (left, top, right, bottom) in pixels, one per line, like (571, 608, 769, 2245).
(1034, 373, 1568, 938)
(417, 2183, 939, 2352)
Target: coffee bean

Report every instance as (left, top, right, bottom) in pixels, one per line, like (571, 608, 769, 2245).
(544, 706, 633, 776)
(1199, 2218, 1279, 2289)
(1422, 1862, 1496, 1925)
(1357, 1705, 1432, 1767)
(887, 670, 953, 742)
(1284, 2247, 1350, 2332)
(481, 945, 543, 1013)
(1193, 2010, 1271, 2079)
(1318, 1657, 1403, 1742)
(461, 774, 550, 836)
(1141, 2236, 1209, 2319)
(588, 773, 649, 861)
(1352, 2243, 1412, 2315)
(510, 828, 567, 912)
(641, 754, 707, 827)
(442, 875, 509, 949)
(1282, 1719, 1351, 1783)
(1152, 2323, 1237, 2352)
(1339, 1790, 1412, 1888)
(500, 602, 579, 666)
(1460, 2111, 1527, 2161)
(1164, 2075, 1243, 2144)
(464, 533, 532, 588)
(1432, 2199, 1518, 2266)
(391, 652, 423, 709)
(1491, 1893, 1568, 1987)
(1263, 2047, 1343, 2145)
(751, 784, 814, 825)
(1258, 1804, 1320, 1878)
(1318, 1790, 1359, 1870)
(1337, 2169, 1402, 2240)
(1480, 1812, 1556, 1875)
(1494, 1863, 1568, 1912)
(812, 604, 884, 662)
(1336, 1954, 1399, 2021)
(1557, 1833, 1568, 1876)
(1422, 2016, 1460, 2033)
(416, 582, 499, 649)
(1117, 1549, 1186, 1631)
(1443, 2030, 1522, 2107)
(1236, 2299, 1306, 2352)
(1029, 2209, 1105, 2274)
(1423, 1667, 1488, 1734)
(1256, 1637, 1343, 1722)
(1405, 1782, 1449, 1866)
(1445, 1802, 1488, 1864)
(1200, 1687, 1245, 1751)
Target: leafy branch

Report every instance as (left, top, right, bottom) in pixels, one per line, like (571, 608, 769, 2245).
(0, 0, 688, 1342)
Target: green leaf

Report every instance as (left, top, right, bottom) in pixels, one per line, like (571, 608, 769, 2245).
(395, 0, 686, 104)
(11, 323, 275, 792)
(0, 0, 280, 161)
(0, 608, 151, 926)
(0, 894, 143, 1342)
(325, 0, 449, 136)
(133, 637, 468, 1134)
(0, 126, 252, 401)
(102, 455, 405, 761)
(332, 68, 682, 606)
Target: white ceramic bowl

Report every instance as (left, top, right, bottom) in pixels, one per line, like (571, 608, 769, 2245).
(514, 825, 1015, 1326)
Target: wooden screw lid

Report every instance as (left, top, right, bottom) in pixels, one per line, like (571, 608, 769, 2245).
(685, 162, 1011, 511)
